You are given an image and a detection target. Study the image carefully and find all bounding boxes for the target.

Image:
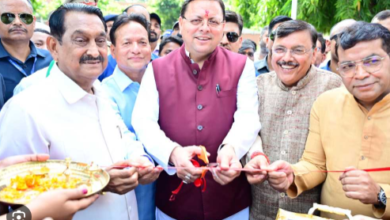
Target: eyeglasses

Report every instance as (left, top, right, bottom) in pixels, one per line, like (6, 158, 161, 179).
(272, 46, 312, 56)
(182, 16, 224, 28)
(1, 12, 34, 25)
(337, 55, 386, 78)
(330, 34, 338, 41)
(223, 32, 240, 43)
(316, 47, 322, 52)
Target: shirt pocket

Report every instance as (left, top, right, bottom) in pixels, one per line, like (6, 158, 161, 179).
(217, 88, 237, 98)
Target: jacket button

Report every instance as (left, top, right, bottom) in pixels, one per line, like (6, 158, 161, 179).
(193, 69, 198, 75)
(197, 85, 203, 91)
(197, 125, 203, 131)
(197, 105, 203, 110)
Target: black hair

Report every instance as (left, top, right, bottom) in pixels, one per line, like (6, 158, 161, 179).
(268, 15, 292, 36)
(275, 20, 318, 49)
(225, 10, 243, 35)
(49, 3, 106, 43)
(110, 14, 150, 46)
(158, 35, 183, 56)
(372, 10, 390, 22)
(339, 21, 390, 55)
(239, 39, 257, 53)
(181, 0, 226, 21)
(317, 32, 326, 53)
(34, 28, 51, 35)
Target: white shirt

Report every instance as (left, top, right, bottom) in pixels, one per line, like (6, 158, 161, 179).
(132, 54, 261, 175)
(0, 64, 145, 220)
(13, 65, 49, 95)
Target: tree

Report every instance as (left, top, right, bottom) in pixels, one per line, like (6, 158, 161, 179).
(231, 0, 390, 33)
(150, 0, 183, 31)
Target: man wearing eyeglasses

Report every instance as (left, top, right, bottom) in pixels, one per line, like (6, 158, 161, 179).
(133, 0, 260, 219)
(254, 15, 291, 76)
(320, 19, 356, 74)
(259, 22, 390, 219)
(244, 20, 342, 220)
(0, 0, 52, 104)
(219, 10, 243, 53)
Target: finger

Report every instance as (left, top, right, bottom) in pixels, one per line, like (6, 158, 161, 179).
(342, 184, 362, 192)
(247, 173, 268, 185)
(345, 191, 363, 200)
(71, 194, 99, 211)
(65, 187, 89, 200)
(109, 167, 137, 179)
(186, 146, 202, 158)
(218, 154, 232, 170)
(340, 177, 362, 185)
(1, 154, 50, 167)
(137, 167, 153, 177)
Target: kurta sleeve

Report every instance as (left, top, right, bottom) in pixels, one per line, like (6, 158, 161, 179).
(372, 184, 390, 219)
(287, 98, 327, 198)
(220, 58, 261, 160)
(0, 99, 49, 158)
(132, 64, 179, 175)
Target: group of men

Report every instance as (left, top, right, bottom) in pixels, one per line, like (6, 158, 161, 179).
(0, 0, 390, 220)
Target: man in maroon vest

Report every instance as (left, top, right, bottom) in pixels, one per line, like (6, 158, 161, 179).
(132, 0, 261, 219)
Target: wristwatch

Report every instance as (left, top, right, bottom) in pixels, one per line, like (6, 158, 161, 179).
(375, 187, 387, 209)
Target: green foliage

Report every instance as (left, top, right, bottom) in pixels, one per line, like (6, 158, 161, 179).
(231, 0, 390, 33)
(31, 0, 62, 21)
(150, 0, 183, 31)
(97, 0, 123, 16)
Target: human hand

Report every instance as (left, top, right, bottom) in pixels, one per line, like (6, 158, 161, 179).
(0, 154, 50, 169)
(339, 167, 380, 205)
(169, 146, 203, 184)
(267, 160, 294, 192)
(105, 161, 138, 194)
(213, 145, 241, 185)
(129, 156, 163, 185)
(26, 187, 99, 220)
(245, 154, 270, 185)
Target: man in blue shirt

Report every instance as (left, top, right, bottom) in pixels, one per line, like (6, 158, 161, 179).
(102, 14, 157, 220)
(0, 0, 52, 103)
(99, 4, 157, 81)
(0, 74, 4, 110)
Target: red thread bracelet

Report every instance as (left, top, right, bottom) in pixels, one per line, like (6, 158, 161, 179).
(251, 152, 270, 164)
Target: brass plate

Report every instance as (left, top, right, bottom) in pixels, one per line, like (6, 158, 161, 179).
(0, 160, 110, 205)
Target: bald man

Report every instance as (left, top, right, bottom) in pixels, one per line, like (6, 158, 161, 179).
(320, 19, 356, 74)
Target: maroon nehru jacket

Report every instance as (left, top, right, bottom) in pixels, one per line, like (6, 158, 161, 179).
(152, 45, 251, 220)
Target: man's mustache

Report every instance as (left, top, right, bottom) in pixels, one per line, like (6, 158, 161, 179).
(276, 60, 299, 67)
(79, 55, 105, 64)
(9, 26, 27, 33)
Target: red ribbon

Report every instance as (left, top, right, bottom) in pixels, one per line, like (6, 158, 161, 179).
(169, 159, 207, 202)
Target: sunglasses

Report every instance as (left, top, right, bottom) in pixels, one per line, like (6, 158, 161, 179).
(1, 12, 34, 25)
(224, 32, 240, 43)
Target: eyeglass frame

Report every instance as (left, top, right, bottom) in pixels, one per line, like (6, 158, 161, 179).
(181, 16, 225, 28)
(272, 46, 314, 56)
(337, 55, 386, 78)
(0, 12, 34, 25)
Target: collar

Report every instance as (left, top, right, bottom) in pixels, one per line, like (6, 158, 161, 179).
(276, 65, 317, 91)
(112, 66, 135, 92)
(0, 40, 45, 59)
(181, 44, 219, 65)
(255, 55, 270, 72)
(51, 64, 101, 104)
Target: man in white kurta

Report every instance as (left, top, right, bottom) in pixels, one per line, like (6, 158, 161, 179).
(0, 4, 159, 220)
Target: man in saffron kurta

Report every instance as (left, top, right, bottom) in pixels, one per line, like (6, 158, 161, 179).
(132, 0, 261, 219)
(266, 22, 390, 219)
